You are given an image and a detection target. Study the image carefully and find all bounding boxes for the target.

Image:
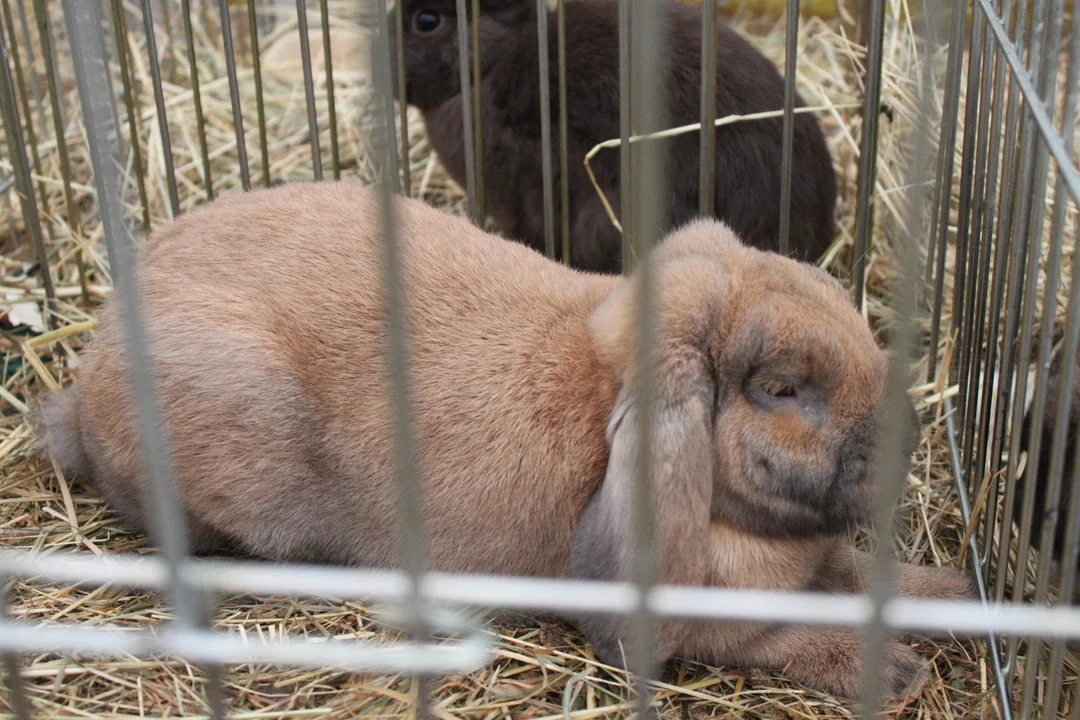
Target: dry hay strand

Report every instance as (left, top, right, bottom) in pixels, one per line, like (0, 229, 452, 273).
(2, 0, 1076, 716)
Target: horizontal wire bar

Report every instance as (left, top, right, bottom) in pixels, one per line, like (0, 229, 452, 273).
(975, 0, 1080, 206)
(0, 624, 490, 674)
(6, 551, 1080, 638)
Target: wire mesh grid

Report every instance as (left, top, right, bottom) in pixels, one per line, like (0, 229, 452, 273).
(0, 0, 1077, 717)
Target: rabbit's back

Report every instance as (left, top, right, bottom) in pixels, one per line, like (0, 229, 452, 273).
(71, 183, 617, 574)
(418, 0, 835, 271)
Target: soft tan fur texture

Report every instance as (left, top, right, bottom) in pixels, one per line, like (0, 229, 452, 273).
(36, 182, 973, 699)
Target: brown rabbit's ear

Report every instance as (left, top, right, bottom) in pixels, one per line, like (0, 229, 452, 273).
(571, 259, 721, 667)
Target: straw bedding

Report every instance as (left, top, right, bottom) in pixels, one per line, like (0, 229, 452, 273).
(1, 0, 1077, 716)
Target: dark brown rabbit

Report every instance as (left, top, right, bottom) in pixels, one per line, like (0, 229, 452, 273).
(394, 0, 837, 273)
(1019, 347, 1080, 602)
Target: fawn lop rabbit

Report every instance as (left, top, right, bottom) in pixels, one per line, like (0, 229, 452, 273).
(37, 183, 971, 698)
(394, 0, 837, 272)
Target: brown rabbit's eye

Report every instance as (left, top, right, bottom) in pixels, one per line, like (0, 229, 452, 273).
(413, 10, 442, 33)
(760, 379, 797, 399)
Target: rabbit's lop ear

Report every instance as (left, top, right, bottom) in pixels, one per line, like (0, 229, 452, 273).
(571, 252, 725, 667)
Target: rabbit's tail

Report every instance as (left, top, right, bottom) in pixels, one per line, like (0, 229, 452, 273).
(34, 385, 91, 479)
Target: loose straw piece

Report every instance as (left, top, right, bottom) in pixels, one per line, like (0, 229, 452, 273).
(583, 102, 862, 232)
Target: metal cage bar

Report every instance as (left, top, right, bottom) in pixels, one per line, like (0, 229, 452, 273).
(626, 0, 666, 713)
(319, 0, 340, 179)
(857, 12, 935, 715)
(537, 0, 555, 260)
(0, 7, 56, 323)
(851, 0, 884, 311)
(776, 0, 797, 256)
(295, 0, 322, 180)
(454, 0, 478, 219)
(219, 0, 251, 190)
(181, 0, 215, 200)
(370, 0, 432, 712)
(139, 0, 181, 217)
(698, 0, 717, 217)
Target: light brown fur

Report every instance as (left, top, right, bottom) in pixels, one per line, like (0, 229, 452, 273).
(36, 182, 973, 699)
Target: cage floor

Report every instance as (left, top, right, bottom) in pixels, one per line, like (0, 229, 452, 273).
(2, 1, 1078, 716)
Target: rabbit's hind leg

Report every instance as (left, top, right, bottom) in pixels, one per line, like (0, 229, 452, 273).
(678, 617, 928, 699)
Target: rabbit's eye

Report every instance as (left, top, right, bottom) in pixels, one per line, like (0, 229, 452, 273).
(762, 381, 796, 399)
(743, 374, 803, 409)
(413, 10, 442, 32)
(767, 384, 796, 398)
(753, 376, 798, 400)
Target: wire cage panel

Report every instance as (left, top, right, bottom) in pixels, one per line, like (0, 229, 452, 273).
(0, 0, 1077, 717)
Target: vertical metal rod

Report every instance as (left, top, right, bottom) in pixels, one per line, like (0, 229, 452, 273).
(371, 1, 428, 716)
(14, 0, 45, 143)
(1028, 173, 1075, 716)
(2, 0, 47, 213)
(956, 0, 996, 433)
(182, 0, 215, 200)
(617, 0, 631, 270)
(970, 22, 1007, 582)
(556, 0, 568, 265)
(961, 13, 1001, 574)
(999, 0, 1053, 687)
(319, 0, 339, 179)
(857, 17, 932, 718)
(33, 0, 90, 305)
(1061, 445, 1080, 720)
(1042, 0, 1079, 705)
(454, 0, 477, 219)
(628, 0, 666, 716)
(160, 0, 175, 82)
(294, 0, 322, 180)
(111, 0, 152, 231)
(245, 0, 271, 187)
(139, 0, 181, 217)
(1014, 0, 1068, 714)
(219, 0, 251, 190)
(925, 0, 968, 380)
(470, 0, 483, 222)
(931, 0, 970, 320)
(697, 0, 717, 217)
(975, 225, 1011, 583)
(954, 5, 995, 571)
(71, 6, 229, 713)
(395, 2, 410, 195)
(989, 0, 1035, 619)
(0, 16, 56, 325)
(65, 0, 203, 641)
(951, 6, 989, 416)
(851, 0, 884, 310)
(536, 0, 556, 259)
(972, 0, 1010, 587)
(776, 0, 797, 256)
(1, 581, 32, 720)
(1050, 370, 1080, 714)
(944, 403, 1015, 720)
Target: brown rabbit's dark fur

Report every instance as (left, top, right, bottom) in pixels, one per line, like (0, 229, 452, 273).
(1019, 347, 1080, 602)
(396, 0, 837, 272)
(35, 183, 971, 698)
